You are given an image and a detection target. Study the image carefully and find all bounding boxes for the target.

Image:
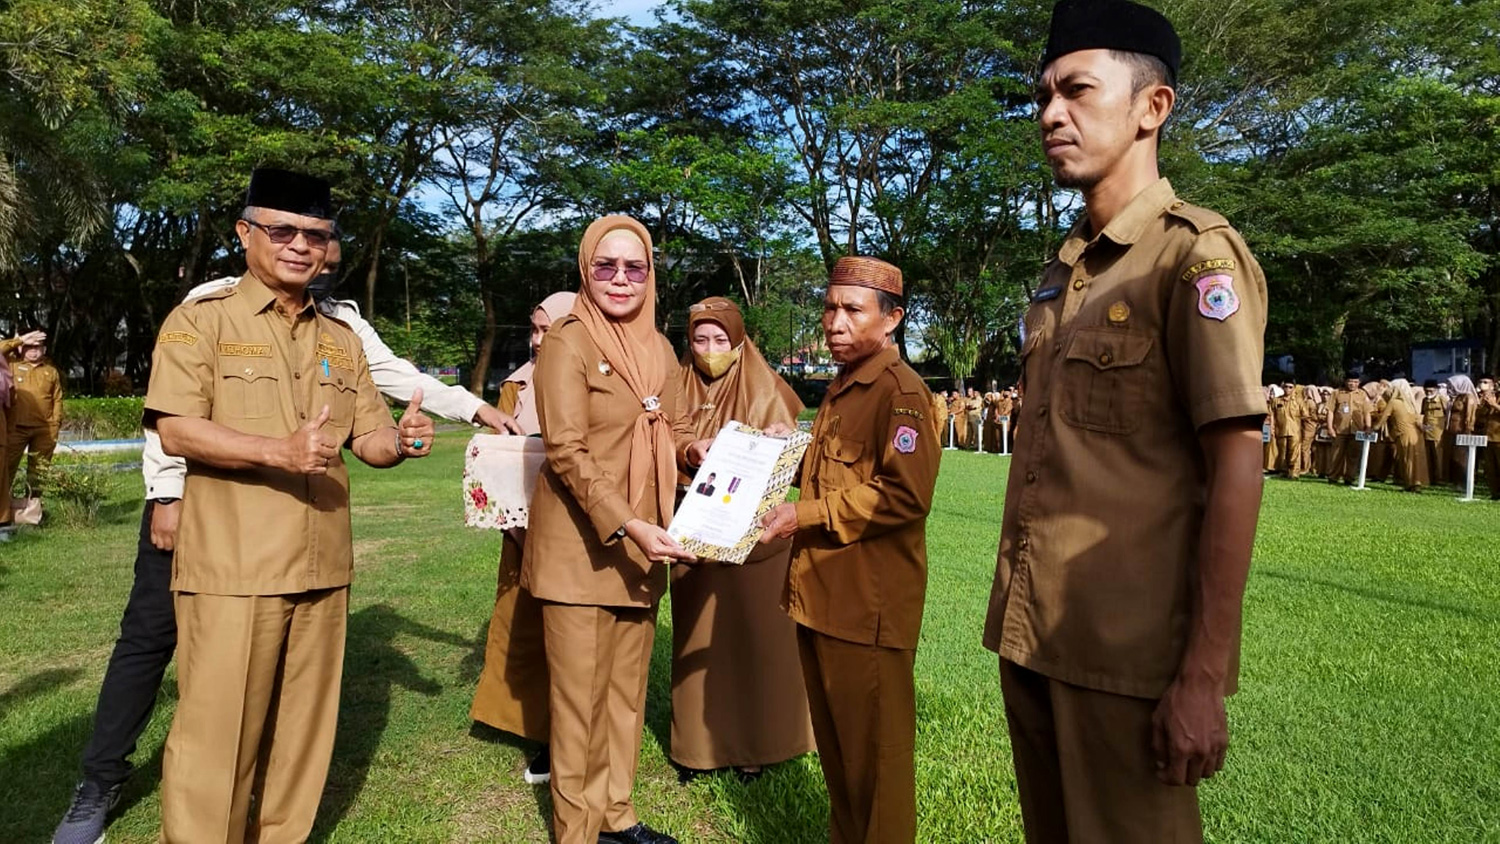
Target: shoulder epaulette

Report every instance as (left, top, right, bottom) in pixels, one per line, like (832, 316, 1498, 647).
(1165, 200, 1230, 234)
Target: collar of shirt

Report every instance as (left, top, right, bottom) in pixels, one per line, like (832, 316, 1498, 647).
(829, 345, 900, 399)
(1056, 178, 1177, 267)
(236, 271, 315, 321)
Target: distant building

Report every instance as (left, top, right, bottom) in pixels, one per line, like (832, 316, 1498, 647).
(1410, 339, 1488, 384)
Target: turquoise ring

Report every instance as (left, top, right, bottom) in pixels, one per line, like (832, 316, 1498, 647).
(412, 439, 424, 449)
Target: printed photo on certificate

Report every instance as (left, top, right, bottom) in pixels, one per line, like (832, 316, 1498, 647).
(668, 421, 811, 564)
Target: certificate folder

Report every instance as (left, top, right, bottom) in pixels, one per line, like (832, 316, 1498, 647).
(668, 421, 812, 564)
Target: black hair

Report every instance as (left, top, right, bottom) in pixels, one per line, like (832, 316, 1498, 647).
(1109, 49, 1173, 95)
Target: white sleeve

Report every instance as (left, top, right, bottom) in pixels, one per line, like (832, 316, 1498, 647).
(327, 301, 485, 424)
(141, 428, 187, 499)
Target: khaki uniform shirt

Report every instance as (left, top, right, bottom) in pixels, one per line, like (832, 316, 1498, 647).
(1271, 395, 1301, 434)
(983, 179, 1268, 699)
(1421, 396, 1447, 442)
(1478, 392, 1500, 443)
(1448, 394, 1477, 435)
(144, 272, 395, 595)
(520, 316, 696, 608)
(787, 345, 941, 650)
(6, 356, 62, 430)
(1329, 389, 1372, 435)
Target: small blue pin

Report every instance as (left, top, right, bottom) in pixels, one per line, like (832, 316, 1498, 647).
(321, 358, 330, 377)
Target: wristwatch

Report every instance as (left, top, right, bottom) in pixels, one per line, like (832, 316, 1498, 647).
(151, 497, 181, 506)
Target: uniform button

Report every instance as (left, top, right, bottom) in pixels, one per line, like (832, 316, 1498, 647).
(1026, 471, 1037, 483)
(1053, 342, 1062, 353)
(299, 412, 306, 419)
(294, 372, 301, 379)
(1018, 536, 1030, 550)
(1099, 352, 1113, 366)
(1038, 405, 1049, 417)
(1072, 278, 1085, 291)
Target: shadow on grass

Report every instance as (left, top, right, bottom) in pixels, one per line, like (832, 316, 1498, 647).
(1258, 568, 1494, 621)
(310, 604, 475, 843)
(0, 667, 81, 719)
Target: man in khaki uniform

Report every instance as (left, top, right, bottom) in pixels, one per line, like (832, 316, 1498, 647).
(3, 332, 63, 497)
(1420, 380, 1448, 485)
(1327, 376, 1373, 484)
(146, 168, 434, 842)
(1478, 375, 1500, 499)
(761, 256, 941, 844)
(985, 3, 1268, 841)
(1271, 382, 1302, 477)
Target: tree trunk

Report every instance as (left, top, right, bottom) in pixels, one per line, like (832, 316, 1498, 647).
(363, 225, 385, 317)
(469, 285, 497, 397)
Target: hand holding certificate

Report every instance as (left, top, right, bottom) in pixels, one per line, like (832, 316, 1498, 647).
(667, 421, 811, 564)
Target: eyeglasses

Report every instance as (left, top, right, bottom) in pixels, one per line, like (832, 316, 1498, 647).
(591, 261, 648, 283)
(244, 220, 335, 249)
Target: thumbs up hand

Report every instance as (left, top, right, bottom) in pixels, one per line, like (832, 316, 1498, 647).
(398, 388, 435, 459)
(283, 404, 339, 474)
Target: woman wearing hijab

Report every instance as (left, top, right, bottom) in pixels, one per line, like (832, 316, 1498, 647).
(1373, 379, 1428, 492)
(470, 290, 576, 784)
(1364, 380, 1394, 482)
(522, 216, 706, 844)
(668, 297, 815, 778)
(1447, 374, 1479, 481)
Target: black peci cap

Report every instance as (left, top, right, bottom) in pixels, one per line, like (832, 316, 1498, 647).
(1041, 0, 1182, 82)
(244, 168, 333, 219)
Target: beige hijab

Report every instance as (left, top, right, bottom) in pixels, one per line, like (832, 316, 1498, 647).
(570, 215, 676, 521)
(507, 291, 577, 435)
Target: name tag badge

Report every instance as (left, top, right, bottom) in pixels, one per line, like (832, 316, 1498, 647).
(1032, 286, 1063, 303)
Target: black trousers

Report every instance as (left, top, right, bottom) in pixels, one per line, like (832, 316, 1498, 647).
(80, 501, 177, 785)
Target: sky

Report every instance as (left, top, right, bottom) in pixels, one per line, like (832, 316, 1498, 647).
(595, 0, 666, 24)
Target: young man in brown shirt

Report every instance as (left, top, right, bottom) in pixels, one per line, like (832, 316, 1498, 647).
(984, 2, 1268, 840)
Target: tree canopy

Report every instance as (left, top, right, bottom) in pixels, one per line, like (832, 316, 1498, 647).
(1, 0, 1495, 394)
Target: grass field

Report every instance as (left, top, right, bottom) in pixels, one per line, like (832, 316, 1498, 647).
(2, 441, 1498, 842)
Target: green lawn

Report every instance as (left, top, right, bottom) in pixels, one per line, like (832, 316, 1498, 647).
(2, 442, 1497, 842)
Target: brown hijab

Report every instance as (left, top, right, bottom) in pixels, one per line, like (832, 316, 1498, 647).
(506, 291, 577, 435)
(570, 215, 677, 521)
(677, 297, 803, 439)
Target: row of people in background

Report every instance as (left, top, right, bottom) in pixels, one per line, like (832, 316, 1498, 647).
(1, 330, 63, 528)
(931, 386, 1022, 452)
(1261, 374, 1500, 498)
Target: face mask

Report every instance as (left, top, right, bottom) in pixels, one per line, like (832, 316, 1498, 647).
(307, 271, 339, 302)
(693, 348, 740, 379)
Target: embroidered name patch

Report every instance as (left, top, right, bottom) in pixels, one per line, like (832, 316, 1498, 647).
(1181, 258, 1237, 282)
(1032, 286, 1063, 303)
(893, 425, 919, 454)
(894, 407, 926, 421)
(1194, 274, 1241, 321)
(316, 342, 355, 371)
(160, 332, 198, 346)
(218, 342, 271, 358)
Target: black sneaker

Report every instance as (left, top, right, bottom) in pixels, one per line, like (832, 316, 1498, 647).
(52, 779, 122, 844)
(598, 823, 679, 844)
(523, 746, 551, 785)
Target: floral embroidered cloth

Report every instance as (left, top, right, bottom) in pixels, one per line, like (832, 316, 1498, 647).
(463, 434, 547, 530)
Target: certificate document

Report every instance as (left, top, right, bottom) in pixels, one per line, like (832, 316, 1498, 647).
(668, 421, 812, 564)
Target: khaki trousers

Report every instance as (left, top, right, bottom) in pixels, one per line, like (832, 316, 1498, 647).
(797, 625, 917, 844)
(1329, 435, 1359, 482)
(160, 588, 348, 844)
(0, 406, 10, 523)
(1425, 439, 1447, 485)
(470, 534, 550, 741)
(5, 422, 56, 493)
(1275, 435, 1299, 475)
(1485, 443, 1500, 499)
(1000, 659, 1202, 844)
(542, 602, 655, 844)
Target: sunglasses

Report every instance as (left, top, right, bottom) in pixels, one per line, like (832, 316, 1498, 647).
(245, 220, 335, 249)
(591, 261, 648, 283)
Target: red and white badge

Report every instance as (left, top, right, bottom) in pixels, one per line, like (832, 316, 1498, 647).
(1194, 273, 1241, 321)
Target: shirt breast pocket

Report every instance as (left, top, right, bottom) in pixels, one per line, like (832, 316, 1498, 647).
(220, 364, 279, 421)
(1058, 328, 1154, 435)
(820, 434, 866, 488)
(318, 371, 358, 431)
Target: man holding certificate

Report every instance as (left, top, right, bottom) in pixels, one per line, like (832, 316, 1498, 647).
(760, 257, 940, 844)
